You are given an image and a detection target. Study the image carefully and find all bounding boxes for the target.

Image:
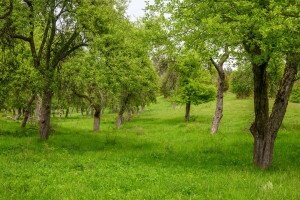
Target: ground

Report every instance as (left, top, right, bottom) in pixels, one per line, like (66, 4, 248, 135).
(0, 94, 299, 199)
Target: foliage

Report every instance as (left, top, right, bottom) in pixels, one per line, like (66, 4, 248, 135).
(231, 64, 253, 99)
(290, 81, 300, 103)
(172, 51, 215, 105)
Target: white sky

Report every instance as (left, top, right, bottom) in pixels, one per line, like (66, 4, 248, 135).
(126, 0, 153, 21)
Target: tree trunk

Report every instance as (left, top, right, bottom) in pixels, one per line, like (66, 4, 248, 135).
(39, 90, 52, 140)
(211, 74, 225, 134)
(93, 107, 101, 132)
(65, 107, 69, 118)
(269, 53, 299, 136)
(250, 61, 271, 168)
(35, 95, 41, 121)
(116, 111, 124, 129)
(21, 95, 35, 128)
(185, 101, 191, 122)
(15, 108, 22, 120)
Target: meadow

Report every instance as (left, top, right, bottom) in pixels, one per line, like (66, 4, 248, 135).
(0, 94, 299, 199)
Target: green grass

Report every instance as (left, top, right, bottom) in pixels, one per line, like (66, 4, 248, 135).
(0, 94, 299, 199)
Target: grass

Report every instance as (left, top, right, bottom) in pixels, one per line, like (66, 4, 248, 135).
(0, 93, 299, 199)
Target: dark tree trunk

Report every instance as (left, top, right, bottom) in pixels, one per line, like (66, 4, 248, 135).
(269, 53, 299, 136)
(250, 53, 298, 169)
(65, 107, 69, 118)
(39, 90, 52, 140)
(211, 73, 225, 134)
(21, 95, 35, 128)
(250, 61, 271, 168)
(93, 107, 101, 132)
(185, 101, 191, 122)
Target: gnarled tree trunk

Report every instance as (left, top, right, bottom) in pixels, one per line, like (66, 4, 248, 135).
(250, 53, 298, 169)
(185, 101, 191, 122)
(21, 95, 35, 128)
(39, 90, 52, 140)
(251, 61, 271, 168)
(210, 47, 229, 134)
(211, 72, 225, 134)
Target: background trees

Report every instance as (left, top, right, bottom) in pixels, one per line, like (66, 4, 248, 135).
(171, 51, 215, 121)
(148, 0, 300, 168)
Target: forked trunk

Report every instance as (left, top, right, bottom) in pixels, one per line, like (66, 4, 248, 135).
(21, 95, 35, 128)
(185, 101, 191, 122)
(250, 53, 298, 169)
(93, 108, 101, 132)
(211, 74, 225, 134)
(210, 47, 229, 134)
(39, 90, 52, 140)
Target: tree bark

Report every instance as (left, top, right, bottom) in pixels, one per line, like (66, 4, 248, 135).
(35, 95, 41, 121)
(21, 95, 35, 128)
(116, 111, 125, 129)
(210, 47, 229, 134)
(185, 101, 191, 122)
(39, 90, 52, 140)
(211, 73, 225, 134)
(250, 53, 298, 168)
(93, 107, 101, 132)
(250, 61, 271, 168)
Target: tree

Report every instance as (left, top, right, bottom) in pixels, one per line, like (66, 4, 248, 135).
(4, 0, 123, 139)
(150, 0, 300, 168)
(172, 51, 216, 122)
(146, 0, 232, 133)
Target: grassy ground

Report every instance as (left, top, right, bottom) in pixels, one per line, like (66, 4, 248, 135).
(0, 94, 299, 200)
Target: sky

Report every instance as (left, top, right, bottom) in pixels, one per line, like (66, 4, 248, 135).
(126, 0, 153, 21)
